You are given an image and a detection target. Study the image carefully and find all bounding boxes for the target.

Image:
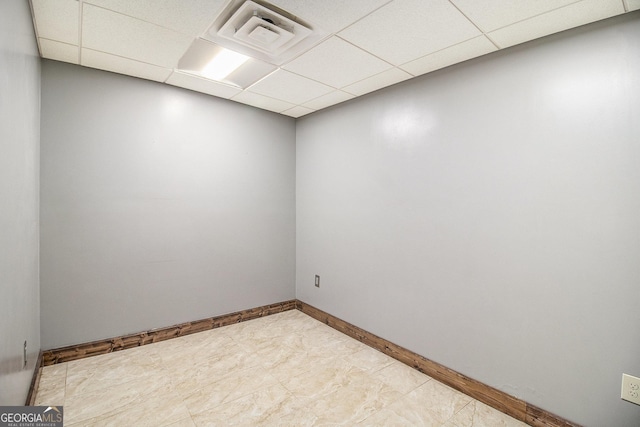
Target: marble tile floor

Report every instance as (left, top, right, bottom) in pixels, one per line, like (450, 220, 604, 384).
(35, 310, 527, 426)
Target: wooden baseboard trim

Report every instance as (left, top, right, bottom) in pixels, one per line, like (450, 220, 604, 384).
(296, 300, 580, 427)
(39, 297, 578, 426)
(43, 299, 296, 366)
(25, 350, 43, 406)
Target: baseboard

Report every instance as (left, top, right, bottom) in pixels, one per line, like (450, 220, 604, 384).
(296, 300, 580, 427)
(25, 350, 43, 406)
(38, 297, 578, 426)
(42, 299, 296, 366)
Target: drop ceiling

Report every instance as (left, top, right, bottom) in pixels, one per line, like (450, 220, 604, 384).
(30, 0, 639, 118)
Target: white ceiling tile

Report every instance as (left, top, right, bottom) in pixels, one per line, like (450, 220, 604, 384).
(166, 71, 241, 99)
(231, 91, 296, 113)
(39, 39, 78, 64)
(343, 68, 413, 96)
(83, 0, 226, 37)
(247, 69, 334, 105)
(81, 48, 173, 82)
(283, 37, 392, 88)
(82, 4, 193, 68)
(32, 0, 79, 45)
(625, 0, 640, 11)
(400, 36, 496, 76)
(489, 0, 626, 49)
(450, 0, 576, 32)
(281, 106, 315, 118)
(302, 90, 355, 110)
(339, 0, 481, 66)
(267, 0, 392, 33)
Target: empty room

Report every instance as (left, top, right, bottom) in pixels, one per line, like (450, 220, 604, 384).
(1, 0, 639, 426)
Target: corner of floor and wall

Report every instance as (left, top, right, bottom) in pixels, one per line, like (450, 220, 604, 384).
(2, 0, 640, 425)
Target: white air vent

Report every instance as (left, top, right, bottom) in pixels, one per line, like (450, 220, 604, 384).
(203, 0, 326, 65)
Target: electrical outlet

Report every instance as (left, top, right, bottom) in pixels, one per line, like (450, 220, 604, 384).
(621, 374, 640, 405)
(315, 275, 320, 288)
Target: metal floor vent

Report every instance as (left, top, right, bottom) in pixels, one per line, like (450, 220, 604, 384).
(203, 0, 326, 65)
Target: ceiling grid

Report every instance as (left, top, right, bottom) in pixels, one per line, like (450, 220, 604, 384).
(30, 0, 635, 118)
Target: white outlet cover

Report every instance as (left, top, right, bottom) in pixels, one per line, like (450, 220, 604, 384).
(621, 373, 640, 405)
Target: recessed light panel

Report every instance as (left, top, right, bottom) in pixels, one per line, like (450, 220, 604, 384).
(178, 39, 276, 88)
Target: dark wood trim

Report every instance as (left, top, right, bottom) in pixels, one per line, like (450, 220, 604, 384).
(296, 300, 580, 427)
(43, 300, 296, 366)
(39, 297, 579, 426)
(25, 350, 43, 406)
(526, 404, 580, 427)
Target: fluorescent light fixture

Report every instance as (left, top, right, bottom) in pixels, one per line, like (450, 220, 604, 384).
(178, 40, 277, 88)
(201, 48, 250, 81)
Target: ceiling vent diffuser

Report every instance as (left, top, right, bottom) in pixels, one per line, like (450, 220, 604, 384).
(203, 0, 326, 65)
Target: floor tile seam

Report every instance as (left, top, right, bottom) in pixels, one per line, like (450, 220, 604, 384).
(62, 363, 69, 404)
(383, 394, 453, 427)
(182, 375, 284, 419)
(63, 392, 140, 426)
(68, 383, 192, 426)
(38, 364, 69, 397)
(276, 369, 363, 411)
(281, 388, 344, 423)
(64, 367, 174, 406)
(224, 331, 278, 352)
(295, 368, 394, 407)
(383, 375, 433, 400)
(65, 356, 163, 379)
(33, 379, 66, 396)
(367, 378, 469, 426)
(361, 358, 397, 375)
(430, 392, 475, 426)
(64, 362, 168, 390)
(38, 371, 67, 388)
(376, 360, 434, 382)
(156, 340, 248, 366)
(285, 357, 368, 386)
(185, 382, 296, 423)
(177, 366, 281, 408)
(33, 386, 65, 406)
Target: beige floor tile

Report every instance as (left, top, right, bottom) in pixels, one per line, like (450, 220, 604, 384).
(238, 339, 300, 370)
(303, 370, 404, 424)
(406, 380, 473, 423)
(162, 343, 254, 395)
(65, 350, 164, 398)
(35, 363, 68, 406)
(64, 374, 176, 425)
(69, 388, 190, 427)
(446, 400, 527, 427)
(40, 363, 68, 384)
(371, 361, 432, 395)
(34, 387, 65, 406)
(291, 329, 368, 360)
(265, 345, 340, 383)
(190, 383, 296, 426)
(183, 365, 279, 416)
(157, 332, 237, 367)
(281, 363, 367, 404)
(341, 346, 396, 373)
(356, 398, 443, 426)
(164, 417, 197, 427)
(35, 310, 521, 427)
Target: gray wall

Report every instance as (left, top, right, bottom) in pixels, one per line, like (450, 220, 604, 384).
(0, 0, 41, 405)
(40, 61, 296, 349)
(296, 13, 640, 427)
